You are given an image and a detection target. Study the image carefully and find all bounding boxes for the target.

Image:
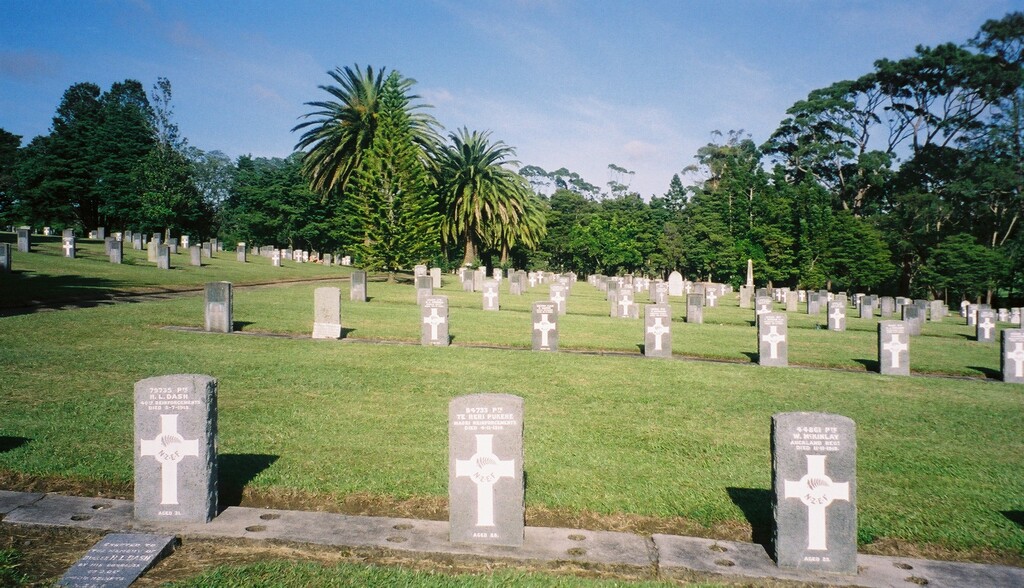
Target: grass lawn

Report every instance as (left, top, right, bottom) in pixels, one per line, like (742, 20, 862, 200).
(0, 245, 1022, 584)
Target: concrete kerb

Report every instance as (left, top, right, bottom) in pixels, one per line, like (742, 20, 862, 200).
(2, 491, 1021, 587)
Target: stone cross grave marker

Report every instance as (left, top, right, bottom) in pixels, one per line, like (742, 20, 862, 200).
(58, 533, 176, 588)
(827, 301, 846, 332)
(1001, 329, 1024, 384)
(421, 295, 449, 346)
(351, 270, 367, 302)
(758, 312, 788, 367)
(416, 275, 433, 306)
(977, 308, 997, 343)
(0, 243, 9, 273)
(312, 287, 342, 339)
(686, 293, 703, 324)
(549, 283, 568, 315)
(449, 393, 524, 547)
(189, 246, 202, 266)
(532, 301, 558, 351)
(135, 374, 217, 523)
(878, 321, 909, 375)
(16, 228, 30, 253)
(644, 304, 672, 358)
(772, 412, 856, 574)
(63, 235, 76, 259)
(482, 279, 500, 311)
(204, 282, 233, 333)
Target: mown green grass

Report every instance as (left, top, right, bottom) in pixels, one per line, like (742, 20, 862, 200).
(0, 251, 1022, 561)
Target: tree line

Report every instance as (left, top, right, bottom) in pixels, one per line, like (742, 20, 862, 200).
(0, 12, 1020, 301)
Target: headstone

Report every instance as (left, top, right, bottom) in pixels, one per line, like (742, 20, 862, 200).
(772, 412, 856, 574)
(827, 301, 846, 332)
(189, 246, 202, 266)
(63, 228, 75, 239)
(109, 239, 122, 264)
(58, 533, 176, 588)
(204, 282, 232, 333)
(421, 295, 449, 346)
(150, 232, 162, 247)
(236, 243, 246, 263)
(879, 296, 894, 318)
(758, 313, 788, 367)
(449, 393, 524, 547)
(207, 240, 216, 258)
(416, 275, 433, 306)
(16, 228, 30, 253)
(705, 287, 719, 308)
(967, 303, 978, 327)
(549, 283, 568, 315)
(532, 301, 558, 351)
(612, 287, 637, 319)
(42, 226, 50, 236)
(902, 305, 922, 336)
(322, 253, 332, 266)
(156, 245, 170, 270)
(806, 292, 820, 315)
(430, 267, 442, 289)
(0, 243, 9, 272)
(686, 293, 703, 324)
(667, 271, 684, 297)
(133, 234, 143, 250)
(351, 270, 367, 302)
(96, 227, 105, 240)
(462, 273, 475, 292)
(755, 296, 773, 325)
(62, 235, 76, 259)
(977, 308, 997, 343)
(271, 249, 281, 267)
(739, 285, 753, 309)
(414, 264, 427, 278)
(134, 374, 217, 522)
(785, 290, 798, 313)
(341, 255, 352, 266)
(878, 321, 909, 375)
(482, 279, 500, 311)
(181, 235, 189, 249)
(931, 300, 945, 322)
(1001, 329, 1024, 384)
(644, 304, 672, 358)
(312, 287, 342, 339)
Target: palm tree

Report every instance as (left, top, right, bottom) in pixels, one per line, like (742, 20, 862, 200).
(293, 64, 438, 200)
(485, 192, 548, 264)
(436, 128, 535, 265)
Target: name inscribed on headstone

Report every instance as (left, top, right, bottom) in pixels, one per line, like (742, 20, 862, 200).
(421, 295, 449, 346)
(644, 304, 672, 358)
(449, 393, 524, 547)
(58, 533, 176, 588)
(532, 301, 558, 351)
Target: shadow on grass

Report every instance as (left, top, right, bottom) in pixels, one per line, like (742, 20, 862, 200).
(0, 436, 30, 452)
(1002, 511, 1024, 528)
(968, 366, 1002, 380)
(726, 487, 774, 559)
(218, 453, 279, 511)
(741, 351, 758, 363)
(957, 333, 979, 340)
(0, 273, 134, 315)
(853, 358, 879, 372)
(232, 321, 254, 331)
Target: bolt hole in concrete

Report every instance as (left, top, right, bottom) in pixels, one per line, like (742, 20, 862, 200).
(69, 515, 91, 521)
(893, 562, 914, 570)
(259, 513, 280, 521)
(386, 536, 408, 543)
(567, 534, 587, 541)
(708, 544, 727, 552)
(905, 577, 929, 586)
(393, 524, 414, 530)
(714, 559, 736, 567)
(244, 525, 267, 532)
(566, 548, 587, 557)
(90, 504, 109, 510)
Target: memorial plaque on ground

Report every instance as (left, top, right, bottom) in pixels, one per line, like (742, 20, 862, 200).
(1001, 329, 1024, 384)
(977, 308, 997, 343)
(878, 321, 909, 375)
(312, 287, 342, 339)
(644, 304, 672, 358)
(449, 393, 524, 547)
(204, 282, 232, 333)
(686, 293, 703, 324)
(772, 412, 857, 574)
(532, 301, 558, 351)
(0, 243, 9, 273)
(351, 270, 367, 302)
(17, 228, 30, 252)
(827, 301, 846, 332)
(58, 533, 176, 588)
(758, 312, 788, 367)
(421, 295, 449, 346)
(134, 374, 218, 523)
(482, 280, 500, 311)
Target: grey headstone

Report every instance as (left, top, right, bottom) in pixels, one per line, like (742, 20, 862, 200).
(482, 279, 499, 311)
(0, 243, 9, 272)
(755, 296, 772, 326)
(421, 295, 449, 346)
(704, 287, 720, 308)
(167, 238, 178, 255)
(902, 305, 922, 336)
(312, 287, 342, 339)
(977, 308, 997, 343)
(859, 299, 874, 319)
(462, 273, 475, 292)
(532, 301, 558, 351)
(878, 321, 909, 375)
(96, 227, 105, 240)
(236, 244, 246, 263)
(644, 304, 672, 358)
(667, 271, 684, 297)
(156, 245, 170, 270)
(827, 301, 846, 332)
(133, 234, 143, 250)
(1001, 329, 1024, 384)
(785, 290, 798, 312)
(351, 270, 367, 302)
(62, 236, 76, 259)
(109, 239, 122, 264)
(416, 275, 433, 306)
(16, 228, 30, 253)
(430, 267, 442, 289)
(414, 264, 427, 278)
(930, 300, 944, 322)
(63, 228, 75, 239)
(686, 293, 703, 324)
(612, 287, 637, 319)
(879, 297, 895, 318)
(739, 285, 753, 309)
(189, 246, 202, 266)
(806, 293, 820, 315)
(772, 412, 857, 574)
(271, 249, 281, 267)
(134, 374, 217, 523)
(549, 284, 568, 316)
(58, 533, 176, 588)
(104, 236, 115, 254)
(449, 393, 524, 547)
(204, 282, 232, 333)
(758, 312, 788, 367)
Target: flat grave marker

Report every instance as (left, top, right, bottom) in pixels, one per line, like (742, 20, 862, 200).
(58, 533, 176, 588)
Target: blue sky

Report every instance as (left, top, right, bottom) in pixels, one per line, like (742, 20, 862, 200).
(1, 0, 1019, 197)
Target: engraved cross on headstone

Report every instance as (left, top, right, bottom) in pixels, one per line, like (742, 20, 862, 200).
(483, 288, 498, 307)
(1007, 342, 1024, 377)
(706, 291, 718, 306)
(551, 290, 565, 307)
(784, 454, 849, 551)
(761, 326, 785, 359)
(979, 316, 995, 339)
(618, 295, 633, 316)
(829, 307, 844, 323)
(63, 239, 74, 257)
(455, 434, 515, 526)
(534, 313, 556, 347)
(883, 335, 908, 368)
(647, 318, 670, 351)
(140, 414, 199, 505)
(423, 308, 446, 341)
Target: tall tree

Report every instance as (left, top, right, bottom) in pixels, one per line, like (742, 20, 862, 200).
(0, 128, 20, 226)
